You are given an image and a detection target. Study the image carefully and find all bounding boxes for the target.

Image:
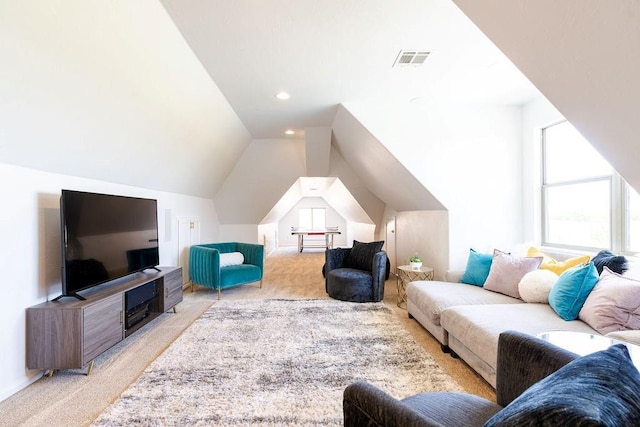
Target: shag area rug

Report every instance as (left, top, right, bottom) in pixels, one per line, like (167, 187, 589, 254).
(93, 299, 462, 426)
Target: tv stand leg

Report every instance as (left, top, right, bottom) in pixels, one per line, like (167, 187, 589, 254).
(52, 293, 86, 302)
(85, 360, 95, 376)
(45, 369, 55, 378)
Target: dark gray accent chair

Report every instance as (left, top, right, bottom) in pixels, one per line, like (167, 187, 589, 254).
(325, 246, 388, 303)
(343, 330, 580, 426)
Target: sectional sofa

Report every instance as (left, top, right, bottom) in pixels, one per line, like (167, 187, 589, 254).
(407, 247, 640, 388)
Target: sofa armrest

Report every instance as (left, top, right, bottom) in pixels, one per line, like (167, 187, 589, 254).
(189, 245, 221, 287)
(495, 331, 579, 407)
(326, 248, 350, 273)
(371, 251, 388, 301)
(344, 381, 444, 427)
(236, 243, 264, 273)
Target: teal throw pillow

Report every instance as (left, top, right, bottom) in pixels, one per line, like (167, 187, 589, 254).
(460, 249, 493, 286)
(548, 262, 599, 321)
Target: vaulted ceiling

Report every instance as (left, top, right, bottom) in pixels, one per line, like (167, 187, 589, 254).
(159, 0, 541, 224)
(160, 0, 640, 222)
(2, 1, 638, 223)
(160, 0, 540, 139)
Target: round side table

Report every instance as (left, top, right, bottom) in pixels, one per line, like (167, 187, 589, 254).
(537, 331, 640, 368)
(396, 265, 434, 309)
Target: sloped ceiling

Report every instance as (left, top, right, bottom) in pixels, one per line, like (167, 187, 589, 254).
(214, 139, 306, 224)
(160, 0, 539, 139)
(159, 0, 536, 224)
(453, 0, 640, 191)
(0, 1, 251, 199)
(214, 136, 387, 225)
(228, 107, 443, 228)
(332, 105, 445, 212)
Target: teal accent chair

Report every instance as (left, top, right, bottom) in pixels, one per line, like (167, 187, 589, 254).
(189, 242, 264, 299)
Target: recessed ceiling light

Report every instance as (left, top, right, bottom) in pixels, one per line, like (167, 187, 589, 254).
(275, 92, 290, 100)
(285, 129, 295, 135)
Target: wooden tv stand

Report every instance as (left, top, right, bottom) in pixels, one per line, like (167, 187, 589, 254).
(27, 266, 183, 375)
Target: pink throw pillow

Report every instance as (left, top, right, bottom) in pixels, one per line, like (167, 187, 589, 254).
(483, 249, 543, 299)
(579, 267, 640, 334)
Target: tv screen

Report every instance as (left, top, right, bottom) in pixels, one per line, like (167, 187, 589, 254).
(60, 190, 159, 299)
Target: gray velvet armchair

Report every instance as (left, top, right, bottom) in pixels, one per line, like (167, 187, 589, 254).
(346, 329, 640, 425)
(343, 331, 579, 426)
(325, 241, 389, 303)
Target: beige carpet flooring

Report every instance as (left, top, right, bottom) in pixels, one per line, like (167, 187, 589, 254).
(0, 247, 494, 426)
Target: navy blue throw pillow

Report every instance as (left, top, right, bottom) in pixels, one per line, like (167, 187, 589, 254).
(591, 250, 627, 275)
(345, 240, 384, 272)
(485, 344, 640, 426)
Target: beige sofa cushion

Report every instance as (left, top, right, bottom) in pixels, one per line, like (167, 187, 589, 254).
(441, 304, 598, 374)
(607, 329, 640, 346)
(406, 280, 523, 326)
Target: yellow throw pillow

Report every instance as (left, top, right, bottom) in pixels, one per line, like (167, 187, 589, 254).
(526, 247, 590, 275)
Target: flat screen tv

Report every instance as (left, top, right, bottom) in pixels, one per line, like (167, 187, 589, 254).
(57, 190, 159, 300)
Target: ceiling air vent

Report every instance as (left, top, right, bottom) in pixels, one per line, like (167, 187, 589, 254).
(393, 50, 430, 68)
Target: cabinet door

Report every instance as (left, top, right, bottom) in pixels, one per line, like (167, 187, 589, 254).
(83, 293, 123, 364)
(162, 268, 183, 312)
(27, 307, 83, 369)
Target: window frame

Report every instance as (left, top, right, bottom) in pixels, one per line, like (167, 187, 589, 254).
(298, 207, 326, 229)
(540, 120, 638, 255)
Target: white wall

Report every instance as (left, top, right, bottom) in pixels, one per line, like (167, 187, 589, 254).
(379, 206, 399, 270)
(346, 101, 524, 269)
(344, 223, 377, 248)
(218, 225, 260, 244)
(258, 223, 279, 256)
(396, 211, 449, 280)
(0, 164, 218, 402)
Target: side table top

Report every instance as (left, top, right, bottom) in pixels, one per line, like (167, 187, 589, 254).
(397, 265, 434, 274)
(537, 330, 640, 367)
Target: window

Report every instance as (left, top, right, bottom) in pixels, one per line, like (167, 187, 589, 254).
(541, 120, 640, 253)
(298, 208, 326, 229)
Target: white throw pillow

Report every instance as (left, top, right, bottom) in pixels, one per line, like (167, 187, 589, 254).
(518, 269, 559, 303)
(219, 251, 244, 267)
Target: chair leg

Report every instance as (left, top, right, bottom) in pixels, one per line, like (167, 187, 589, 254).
(260, 279, 263, 289)
(217, 287, 221, 300)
